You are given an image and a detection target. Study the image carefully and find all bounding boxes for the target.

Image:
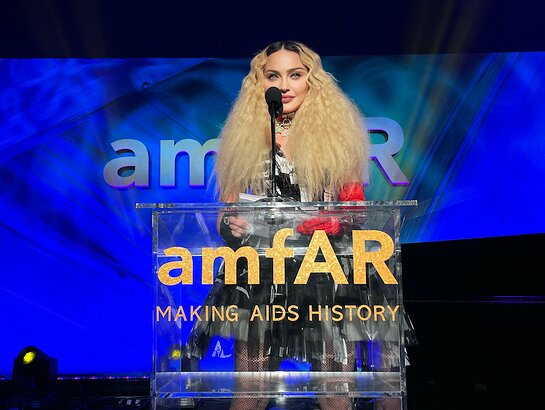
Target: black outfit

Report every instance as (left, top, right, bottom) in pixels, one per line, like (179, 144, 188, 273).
(185, 151, 412, 372)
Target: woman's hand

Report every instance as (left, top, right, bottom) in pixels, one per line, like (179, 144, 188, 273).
(222, 214, 250, 238)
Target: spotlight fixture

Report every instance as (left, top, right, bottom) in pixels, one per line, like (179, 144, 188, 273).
(12, 346, 58, 394)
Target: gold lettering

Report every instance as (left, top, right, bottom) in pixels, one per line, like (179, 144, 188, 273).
(308, 305, 322, 321)
(331, 305, 344, 321)
(353, 230, 397, 284)
(202, 246, 260, 285)
(345, 305, 357, 321)
(294, 231, 348, 284)
(387, 305, 399, 321)
(157, 229, 400, 287)
(156, 305, 172, 321)
(211, 305, 224, 321)
(265, 228, 295, 284)
(287, 305, 299, 321)
(374, 305, 386, 321)
(158, 247, 193, 285)
(250, 305, 264, 321)
(174, 306, 187, 321)
(357, 305, 372, 321)
(226, 305, 238, 322)
(190, 305, 202, 321)
(272, 305, 286, 321)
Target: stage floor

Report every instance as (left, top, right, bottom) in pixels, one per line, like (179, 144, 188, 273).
(1, 368, 541, 410)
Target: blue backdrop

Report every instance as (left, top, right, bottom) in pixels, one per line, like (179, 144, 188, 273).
(1, 52, 545, 376)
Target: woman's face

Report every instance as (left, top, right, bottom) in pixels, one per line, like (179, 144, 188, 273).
(263, 49, 309, 114)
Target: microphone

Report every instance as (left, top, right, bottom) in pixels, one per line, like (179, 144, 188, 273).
(265, 87, 283, 117)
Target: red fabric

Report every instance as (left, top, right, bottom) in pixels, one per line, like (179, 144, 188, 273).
(297, 183, 365, 235)
(338, 182, 365, 202)
(296, 214, 342, 235)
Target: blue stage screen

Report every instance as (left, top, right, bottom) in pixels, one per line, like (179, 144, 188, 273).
(1, 53, 544, 376)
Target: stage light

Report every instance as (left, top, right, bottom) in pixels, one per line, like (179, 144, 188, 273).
(169, 348, 182, 360)
(22, 350, 36, 365)
(12, 346, 58, 394)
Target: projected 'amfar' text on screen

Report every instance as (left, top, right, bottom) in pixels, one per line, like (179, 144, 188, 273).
(103, 117, 409, 188)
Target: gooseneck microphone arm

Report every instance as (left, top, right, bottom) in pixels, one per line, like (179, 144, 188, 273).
(265, 87, 283, 199)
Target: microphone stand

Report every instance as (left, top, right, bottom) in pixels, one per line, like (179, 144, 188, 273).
(268, 103, 282, 203)
(262, 103, 285, 228)
(267, 103, 286, 302)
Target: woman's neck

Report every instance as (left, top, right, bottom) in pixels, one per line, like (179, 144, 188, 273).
(275, 112, 295, 137)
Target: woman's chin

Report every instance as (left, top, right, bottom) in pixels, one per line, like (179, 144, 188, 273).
(282, 106, 298, 115)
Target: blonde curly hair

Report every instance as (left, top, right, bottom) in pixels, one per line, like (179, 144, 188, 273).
(214, 40, 369, 201)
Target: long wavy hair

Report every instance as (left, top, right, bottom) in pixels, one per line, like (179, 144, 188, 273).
(214, 40, 369, 201)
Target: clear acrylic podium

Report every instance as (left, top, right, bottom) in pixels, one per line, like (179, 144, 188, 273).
(137, 200, 416, 410)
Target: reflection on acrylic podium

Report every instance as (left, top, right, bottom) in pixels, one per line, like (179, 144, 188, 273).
(137, 200, 416, 410)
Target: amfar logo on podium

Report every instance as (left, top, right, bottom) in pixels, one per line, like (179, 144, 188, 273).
(103, 118, 409, 188)
(155, 228, 400, 324)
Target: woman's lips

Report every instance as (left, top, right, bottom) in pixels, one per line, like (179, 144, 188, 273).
(282, 96, 294, 103)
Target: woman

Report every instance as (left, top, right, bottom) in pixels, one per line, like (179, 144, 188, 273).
(214, 40, 368, 207)
(188, 41, 398, 410)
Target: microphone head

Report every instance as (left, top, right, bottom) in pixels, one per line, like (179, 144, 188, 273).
(265, 87, 283, 117)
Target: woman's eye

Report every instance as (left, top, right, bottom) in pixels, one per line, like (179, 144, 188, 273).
(266, 73, 278, 80)
(291, 72, 302, 78)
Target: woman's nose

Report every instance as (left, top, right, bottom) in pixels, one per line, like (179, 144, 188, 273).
(280, 77, 289, 92)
